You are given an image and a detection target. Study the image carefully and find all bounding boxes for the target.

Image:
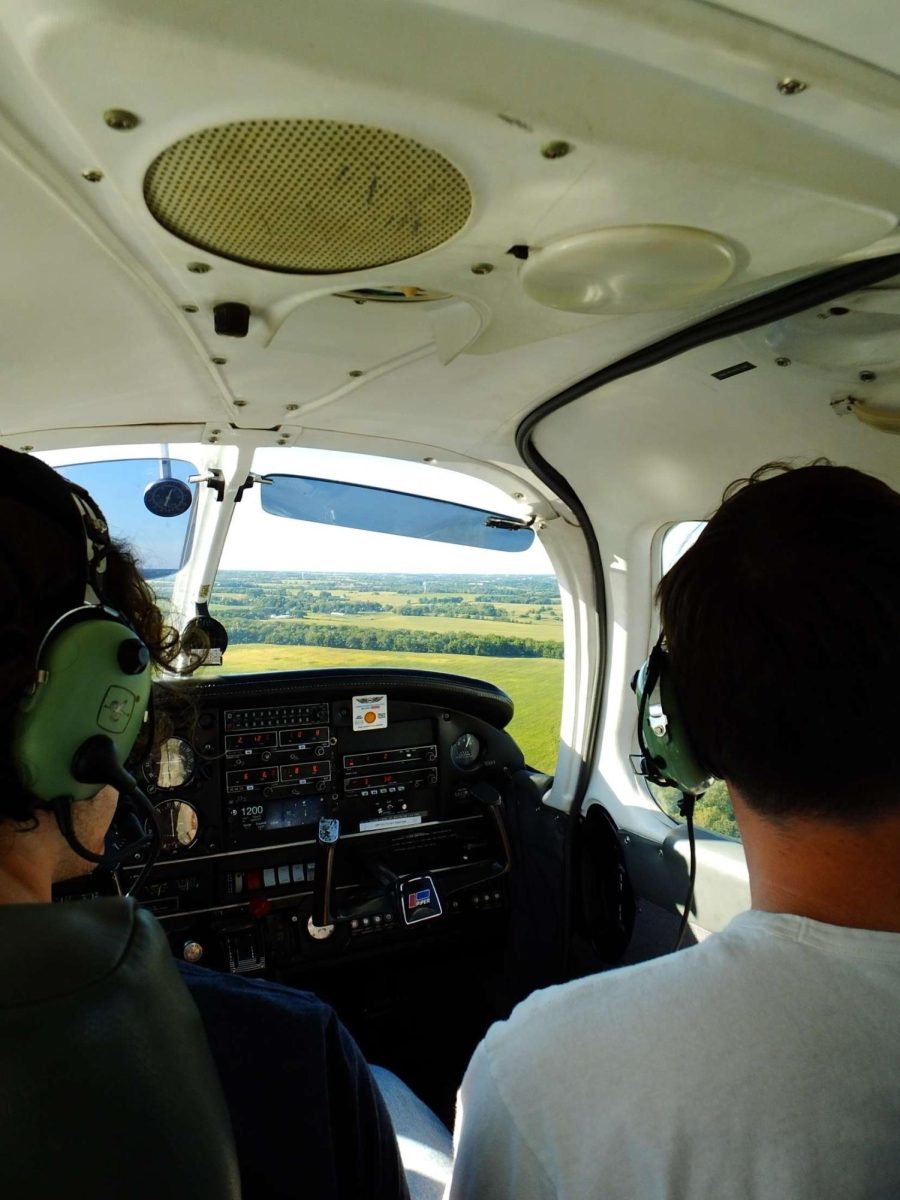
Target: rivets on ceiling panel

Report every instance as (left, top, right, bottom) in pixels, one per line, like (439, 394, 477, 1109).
(81, 169, 103, 183)
(211, 356, 227, 365)
(187, 262, 212, 274)
(471, 263, 494, 275)
(348, 369, 365, 378)
(541, 140, 572, 159)
(103, 109, 140, 130)
(859, 370, 877, 382)
(181, 304, 199, 313)
(776, 78, 808, 96)
(775, 357, 791, 366)
(233, 399, 248, 408)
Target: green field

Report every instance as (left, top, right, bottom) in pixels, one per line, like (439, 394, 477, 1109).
(203, 643, 563, 773)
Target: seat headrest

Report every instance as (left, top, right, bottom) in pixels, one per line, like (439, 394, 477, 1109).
(0, 898, 240, 1199)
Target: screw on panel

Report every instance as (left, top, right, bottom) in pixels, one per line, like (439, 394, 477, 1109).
(829, 306, 849, 315)
(188, 262, 212, 274)
(775, 356, 791, 367)
(211, 356, 227, 365)
(777, 78, 808, 95)
(348, 369, 364, 377)
(513, 492, 525, 500)
(859, 370, 877, 382)
(471, 262, 494, 275)
(541, 140, 572, 159)
(181, 304, 199, 313)
(233, 399, 248, 408)
(103, 108, 140, 130)
(81, 169, 103, 182)
(285, 404, 299, 412)
(423, 457, 436, 464)
(19, 445, 33, 452)
(830, 395, 857, 416)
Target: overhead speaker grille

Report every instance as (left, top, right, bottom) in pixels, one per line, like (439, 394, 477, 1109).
(144, 119, 472, 273)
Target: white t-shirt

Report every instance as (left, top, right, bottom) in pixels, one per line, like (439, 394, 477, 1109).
(446, 911, 900, 1200)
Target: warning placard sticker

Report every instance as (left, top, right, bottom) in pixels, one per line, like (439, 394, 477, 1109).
(352, 694, 388, 732)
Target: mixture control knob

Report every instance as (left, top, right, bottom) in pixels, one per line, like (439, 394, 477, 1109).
(182, 940, 204, 964)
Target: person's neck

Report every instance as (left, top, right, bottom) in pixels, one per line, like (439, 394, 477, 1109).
(730, 788, 900, 933)
(0, 819, 55, 904)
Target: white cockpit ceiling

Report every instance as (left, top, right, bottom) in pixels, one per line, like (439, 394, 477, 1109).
(0, 0, 897, 511)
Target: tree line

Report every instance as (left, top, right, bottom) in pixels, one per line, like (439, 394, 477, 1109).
(225, 618, 563, 659)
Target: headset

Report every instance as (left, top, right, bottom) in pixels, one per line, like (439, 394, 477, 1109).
(632, 635, 715, 949)
(632, 636, 714, 797)
(1, 449, 161, 886)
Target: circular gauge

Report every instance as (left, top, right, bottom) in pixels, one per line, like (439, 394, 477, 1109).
(450, 732, 482, 770)
(154, 799, 200, 854)
(143, 477, 193, 517)
(143, 736, 196, 790)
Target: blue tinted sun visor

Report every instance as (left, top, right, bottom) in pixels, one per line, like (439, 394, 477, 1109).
(58, 457, 199, 578)
(260, 475, 534, 553)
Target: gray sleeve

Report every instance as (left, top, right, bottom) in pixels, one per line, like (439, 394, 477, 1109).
(444, 1041, 557, 1200)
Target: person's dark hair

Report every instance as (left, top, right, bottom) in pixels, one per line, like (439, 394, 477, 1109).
(657, 460, 900, 822)
(0, 489, 179, 829)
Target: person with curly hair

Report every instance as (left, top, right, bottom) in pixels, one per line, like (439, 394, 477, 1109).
(0, 447, 411, 1200)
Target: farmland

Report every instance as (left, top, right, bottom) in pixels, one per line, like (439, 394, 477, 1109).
(192, 571, 563, 771)
(203, 644, 563, 773)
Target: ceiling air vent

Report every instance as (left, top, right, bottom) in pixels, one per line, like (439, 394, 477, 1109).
(144, 119, 472, 274)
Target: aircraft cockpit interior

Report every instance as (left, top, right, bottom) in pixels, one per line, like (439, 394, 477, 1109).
(0, 1, 898, 1194)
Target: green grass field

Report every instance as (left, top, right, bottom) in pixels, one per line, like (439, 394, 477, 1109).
(204, 643, 563, 773)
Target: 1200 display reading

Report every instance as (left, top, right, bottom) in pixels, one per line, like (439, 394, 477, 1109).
(234, 796, 325, 832)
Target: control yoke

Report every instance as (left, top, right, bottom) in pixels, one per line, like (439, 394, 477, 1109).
(309, 781, 512, 936)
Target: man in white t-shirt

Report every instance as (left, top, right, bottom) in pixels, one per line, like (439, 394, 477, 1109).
(445, 462, 900, 1199)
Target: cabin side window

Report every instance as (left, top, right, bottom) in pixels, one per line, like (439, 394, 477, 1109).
(649, 522, 740, 841)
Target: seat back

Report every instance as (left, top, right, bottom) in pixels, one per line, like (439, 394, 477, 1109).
(0, 898, 240, 1199)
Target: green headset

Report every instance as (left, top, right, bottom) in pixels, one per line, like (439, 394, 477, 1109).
(1, 449, 159, 871)
(632, 636, 715, 797)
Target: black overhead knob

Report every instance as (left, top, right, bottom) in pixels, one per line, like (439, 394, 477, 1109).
(118, 637, 150, 675)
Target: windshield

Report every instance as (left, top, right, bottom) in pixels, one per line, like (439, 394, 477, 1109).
(207, 449, 563, 773)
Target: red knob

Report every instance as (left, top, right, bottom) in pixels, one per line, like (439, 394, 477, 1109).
(249, 896, 271, 920)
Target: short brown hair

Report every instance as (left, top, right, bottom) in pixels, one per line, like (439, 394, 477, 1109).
(657, 461, 900, 821)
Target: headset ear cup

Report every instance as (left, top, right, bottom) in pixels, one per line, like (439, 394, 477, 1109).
(13, 612, 151, 803)
(636, 648, 713, 795)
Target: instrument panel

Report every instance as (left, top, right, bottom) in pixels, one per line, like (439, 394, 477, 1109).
(123, 669, 522, 976)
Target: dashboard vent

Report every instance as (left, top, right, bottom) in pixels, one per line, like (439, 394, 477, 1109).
(144, 119, 472, 273)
